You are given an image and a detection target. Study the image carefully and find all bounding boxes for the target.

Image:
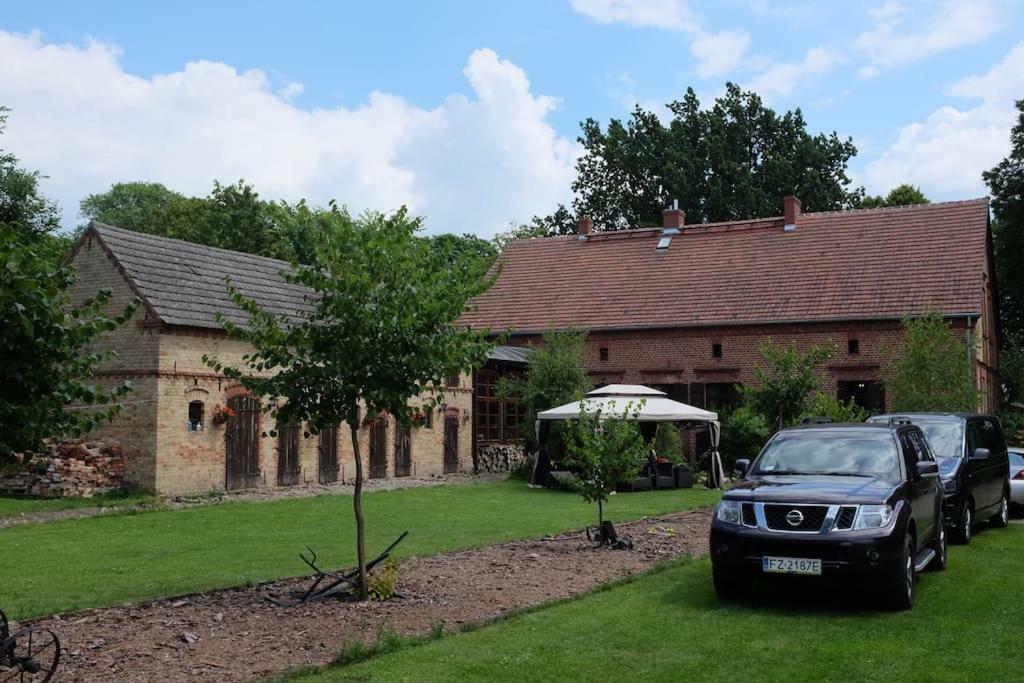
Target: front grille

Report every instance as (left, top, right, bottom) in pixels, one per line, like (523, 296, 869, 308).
(836, 506, 857, 530)
(764, 504, 828, 531)
(742, 503, 756, 527)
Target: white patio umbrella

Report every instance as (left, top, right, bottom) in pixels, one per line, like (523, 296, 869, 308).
(534, 384, 726, 489)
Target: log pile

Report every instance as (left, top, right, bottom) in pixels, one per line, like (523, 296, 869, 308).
(476, 443, 527, 473)
(0, 440, 125, 498)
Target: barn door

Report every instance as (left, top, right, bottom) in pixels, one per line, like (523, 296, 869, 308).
(369, 417, 388, 478)
(444, 414, 459, 474)
(225, 395, 261, 490)
(394, 423, 412, 477)
(318, 425, 339, 484)
(277, 422, 300, 486)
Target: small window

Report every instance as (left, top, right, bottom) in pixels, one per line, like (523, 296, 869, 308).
(848, 339, 859, 355)
(420, 408, 433, 429)
(599, 347, 609, 361)
(446, 373, 460, 388)
(712, 343, 722, 359)
(188, 400, 204, 432)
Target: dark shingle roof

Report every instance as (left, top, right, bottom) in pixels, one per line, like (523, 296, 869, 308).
(461, 199, 991, 332)
(84, 222, 314, 330)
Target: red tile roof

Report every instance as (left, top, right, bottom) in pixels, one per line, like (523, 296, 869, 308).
(462, 199, 991, 333)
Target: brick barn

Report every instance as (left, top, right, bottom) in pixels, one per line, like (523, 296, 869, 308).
(461, 197, 1001, 456)
(68, 224, 528, 495)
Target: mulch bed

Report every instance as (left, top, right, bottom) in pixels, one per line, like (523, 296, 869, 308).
(18, 508, 712, 682)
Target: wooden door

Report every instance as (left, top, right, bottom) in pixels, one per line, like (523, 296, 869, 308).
(277, 422, 300, 486)
(318, 425, 339, 484)
(369, 417, 388, 478)
(444, 414, 459, 474)
(394, 423, 412, 477)
(225, 395, 261, 490)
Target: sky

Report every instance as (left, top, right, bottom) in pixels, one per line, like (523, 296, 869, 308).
(1, 0, 1022, 236)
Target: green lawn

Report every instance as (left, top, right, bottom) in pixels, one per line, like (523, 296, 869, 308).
(307, 523, 1024, 682)
(0, 491, 154, 518)
(0, 481, 719, 620)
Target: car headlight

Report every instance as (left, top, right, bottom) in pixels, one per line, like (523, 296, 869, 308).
(716, 500, 742, 525)
(942, 478, 958, 494)
(853, 504, 894, 530)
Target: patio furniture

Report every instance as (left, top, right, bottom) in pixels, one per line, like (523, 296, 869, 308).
(651, 456, 676, 490)
(673, 464, 694, 488)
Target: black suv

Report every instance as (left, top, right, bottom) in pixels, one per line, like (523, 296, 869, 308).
(867, 413, 1011, 543)
(710, 421, 946, 610)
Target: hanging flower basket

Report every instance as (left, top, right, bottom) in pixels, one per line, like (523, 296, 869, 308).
(211, 404, 236, 425)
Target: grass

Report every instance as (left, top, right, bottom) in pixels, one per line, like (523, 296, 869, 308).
(0, 480, 719, 620)
(302, 522, 1024, 682)
(0, 491, 154, 518)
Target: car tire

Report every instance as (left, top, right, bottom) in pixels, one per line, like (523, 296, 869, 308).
(952, 499, 972, 545)
(712, 566, 750, 600)
(884, 532, 916, 611)
(989, 489, 1009, 528)
(928, 522, 948, 572)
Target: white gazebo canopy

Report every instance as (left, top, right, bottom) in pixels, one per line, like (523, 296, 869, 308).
(537, 384, 719, 423)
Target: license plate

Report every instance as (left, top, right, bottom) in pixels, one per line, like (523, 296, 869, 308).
(762, 556, 822, 575)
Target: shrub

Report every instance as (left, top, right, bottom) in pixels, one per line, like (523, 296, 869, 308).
(367, 557, 399, 601)
(800, 391, 870, 424)
(652, 423, 683, 464)
(718, 406, 771, 470)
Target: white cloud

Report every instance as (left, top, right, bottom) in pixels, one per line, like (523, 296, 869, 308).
(862, 43, 1024, 198)
(0, 31, 578, 236)
(856, 0, 1004, 77)
(568, 0, 697, 31)
(745, 46, 845, 99)
(690, 30, 751, 79)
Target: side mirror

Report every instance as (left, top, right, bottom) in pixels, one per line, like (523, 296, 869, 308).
(971, 447, 991, 461)
(916, 460, 939, 478)
(734, 459, 750, 477)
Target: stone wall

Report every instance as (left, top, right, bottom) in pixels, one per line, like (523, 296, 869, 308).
(476, 443, 527, 473)
(0, 440, 125, 498)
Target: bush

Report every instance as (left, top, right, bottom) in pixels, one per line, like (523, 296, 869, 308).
(999, 411, 1024, 447)
(800, 391, 870, 424)
(718, 406, 771, 470)
(652, 423, 683, 464)
(367, 557, 399, 601)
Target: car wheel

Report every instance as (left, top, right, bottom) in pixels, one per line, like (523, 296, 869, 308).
(712, 566, 750, 600)
(989, 489, 1009, 528)
(885, 533, 916, 611)
(952, 500, 972, 545)
(928, 522, 948, 572)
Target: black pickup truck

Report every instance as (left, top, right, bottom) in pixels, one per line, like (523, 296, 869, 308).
(710, 421, 946, 610)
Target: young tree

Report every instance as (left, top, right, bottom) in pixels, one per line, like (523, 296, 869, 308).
(562, 401, 648, 537)
(881, 312, 978, 412)
(204, 206, 495, 599)
(745, 340, 835, 429)
(497, 329, 592, 451)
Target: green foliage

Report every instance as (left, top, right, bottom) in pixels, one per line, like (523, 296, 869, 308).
(530, 84, 860, 234)
(859, 184, 929, 209)
(745, 340, 835, 429)
(562, 401, 648, 528)
(1001, 333, 1024, 404)
(985, 99, 1024, 339)
(652, 423, 683, 464)
(880, 312, 978, 412)
(800, 391, 871, 423)
(204, 205, 496, 598)
(998, 410, 1024, 446)
(717, 406, 772, 469)
(367, 557, 400, 601)
(497, 329, 592, 450)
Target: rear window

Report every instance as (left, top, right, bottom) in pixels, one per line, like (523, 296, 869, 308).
(1010, 452, 1024, 468)
(870, 416, 963, 458)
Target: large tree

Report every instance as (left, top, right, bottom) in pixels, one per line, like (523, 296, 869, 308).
(204, 205, 495, 598)
(533, 84, 861, 233)
(1, 107, 137, 461)
(859, 184, 930, 209)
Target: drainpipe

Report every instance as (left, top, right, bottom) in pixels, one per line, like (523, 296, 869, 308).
(965, 315, 976, 406)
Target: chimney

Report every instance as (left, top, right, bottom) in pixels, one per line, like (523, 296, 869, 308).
(577, 216, 593, 241)
(783, 195, 801, 232)
(662, 199, 685, 230)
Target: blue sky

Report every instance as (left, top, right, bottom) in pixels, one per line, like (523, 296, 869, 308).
(2, 1, 1022, 235)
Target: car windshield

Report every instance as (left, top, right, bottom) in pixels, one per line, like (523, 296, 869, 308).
(752, 431, 901, 480)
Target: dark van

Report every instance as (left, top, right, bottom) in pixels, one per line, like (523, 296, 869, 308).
(867, 413, 1011, 543)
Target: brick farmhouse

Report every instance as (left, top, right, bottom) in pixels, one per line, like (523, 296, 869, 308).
(68, 224, 527, 495)
(461, 197, 1001, 455)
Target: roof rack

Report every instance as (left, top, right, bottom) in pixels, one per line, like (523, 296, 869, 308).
(800, 416, 833, 424)
(888, 416, 914, 428)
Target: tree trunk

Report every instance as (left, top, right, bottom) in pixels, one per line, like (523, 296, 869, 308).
(349, 423, 369, 601)
(598, 497, 604, 532)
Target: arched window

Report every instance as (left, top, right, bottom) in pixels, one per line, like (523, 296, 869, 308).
(188, 400, 204, 432)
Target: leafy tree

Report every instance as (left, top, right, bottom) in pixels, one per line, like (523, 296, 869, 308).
(534, 84, 860, 233)
(745, 340, 835, 429)
(881, 312, 979, 412)
(718, 405, 771, 469)
(800, 391, 870, 423)
(1000, 332, 1024, 404)
(652, 423, 683, 464)
(204, 206, 495, 599)
(79, 181, 204, 241)
(497, 329, 592, 451)
(562, 401, 648, 534)
(859, 184, 929, 209)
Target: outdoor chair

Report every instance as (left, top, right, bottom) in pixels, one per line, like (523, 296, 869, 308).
(651, 455, 676, 490)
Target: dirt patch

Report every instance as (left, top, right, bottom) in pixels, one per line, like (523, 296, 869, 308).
(18, 508, 712, 682)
